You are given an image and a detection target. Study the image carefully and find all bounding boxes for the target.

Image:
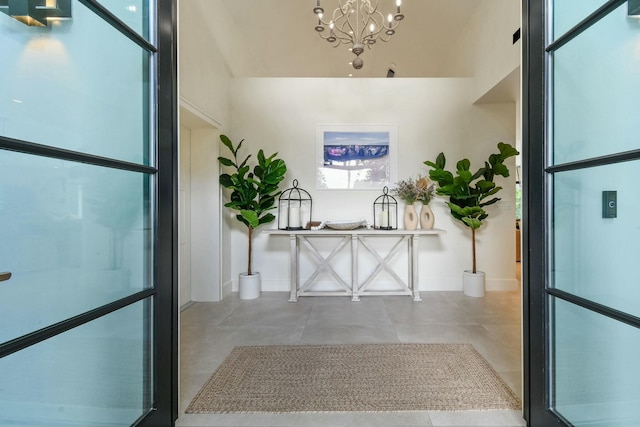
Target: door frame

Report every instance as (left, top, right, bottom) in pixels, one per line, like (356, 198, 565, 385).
(142, 0, 179, 425)
(522, 0, 550, 424)
(522, 0, 640, 425)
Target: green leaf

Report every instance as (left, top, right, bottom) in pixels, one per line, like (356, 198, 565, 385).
(258, 213, 276, 225)
(493, 163, 509, 177)
(262, 160, 287, 185)
(257, 149, 266, 166)
(236, 214, 250, 228)
(436, 183, 456, 196)
(462, 217, 483, 229)
(457, 170, 472, 184)
(424, 160, 437, 168)
(479, 187, 501, 200)
(460, 206, 485, 217)
(259, 196, 275, 210)
(220, 174, 234, 188)
(238, 165, 250, 178)
(498, 142, 519, 159)
(429, 169, 454, 187)
(266, 152, 278, 162)
(479, 197, 501, 207)
(470, 167, 485, 181)
(456, 158, 471, 172)
(436, 152, 446, 169)
(238, 155, 251, 170)
(219, 134, 234, 154)
(235, 139, 244, 156)
(218, 157, 235, 167)
(254, 165, 265, 179)
(483, 161, 495, 182)
(476, 180, 496, 194)
(241, 210, 260, 228)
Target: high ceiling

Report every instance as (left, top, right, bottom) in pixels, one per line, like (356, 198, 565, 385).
(218, 0, 482, 78)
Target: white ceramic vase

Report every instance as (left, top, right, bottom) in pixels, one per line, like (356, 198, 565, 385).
(463, 270, 485, 297)
(404, 204, 418, 230)
(419, 204, 435, 229)
(239, 272, 261, 300)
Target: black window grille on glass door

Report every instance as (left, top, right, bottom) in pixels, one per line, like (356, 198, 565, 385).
(0, 0, 177, 425)
(524, 0, 640, 425)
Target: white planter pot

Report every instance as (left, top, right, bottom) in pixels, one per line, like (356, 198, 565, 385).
(463, 270, 485, 297)
(239, 272, 261, 300)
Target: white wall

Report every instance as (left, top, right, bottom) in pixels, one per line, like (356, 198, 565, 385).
(225, 78, 517, 292)
(177, 0, 522, 298)
(440, 0, 521, 102)
(179, 0, 232, 127)
(178, 0, 234, 302)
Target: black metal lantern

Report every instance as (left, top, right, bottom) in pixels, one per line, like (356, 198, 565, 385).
(373, 186, 398, 230)
(278, 179, 312, 230)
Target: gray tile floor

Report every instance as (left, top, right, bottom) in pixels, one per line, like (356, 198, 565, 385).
(177, 290, 526, 427)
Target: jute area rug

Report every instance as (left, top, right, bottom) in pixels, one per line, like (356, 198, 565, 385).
(186, 343, 521, 413)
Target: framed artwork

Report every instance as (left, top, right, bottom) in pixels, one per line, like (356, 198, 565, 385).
(316, 124, 397, 190)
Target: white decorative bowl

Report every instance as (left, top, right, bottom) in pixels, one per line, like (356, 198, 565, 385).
(324, 219, 366, 230)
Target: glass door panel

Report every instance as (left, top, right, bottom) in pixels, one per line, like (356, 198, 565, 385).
(0, 150, 152, 343)
(552, 160, 640, 316)
(0, 0, 174, 424)
(97, 0, 152, 41)
(553, 3, 640, 165)
(0, 299, 152, 426)
(543, 0, 640, 426)
(0, 1, 152, 165)
(552, 298, 640, 426)
(552, 0, 608, 40)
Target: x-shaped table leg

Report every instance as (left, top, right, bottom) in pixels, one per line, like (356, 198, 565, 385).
(358, 235, 411, 295)
(298, 236, 352, 294)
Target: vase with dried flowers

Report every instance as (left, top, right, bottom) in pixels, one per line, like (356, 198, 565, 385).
(416, 175, 436, 229)
(392, 176, 434, 230)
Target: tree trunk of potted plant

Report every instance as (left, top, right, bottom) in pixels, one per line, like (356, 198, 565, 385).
(463, 227, 485, 297)
(238, 225, 261, 299)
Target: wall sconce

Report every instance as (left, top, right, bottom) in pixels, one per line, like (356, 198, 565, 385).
(629, 0, 640, 17)
(0, 0, 71, 27)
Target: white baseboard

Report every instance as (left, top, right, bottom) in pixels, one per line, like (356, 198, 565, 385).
(258, 278, 519, 293)
(221, 279, 233, 299)
(486, 278, 519, 291)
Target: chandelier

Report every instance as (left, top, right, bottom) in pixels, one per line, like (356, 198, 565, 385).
(313, 0, 404, 70)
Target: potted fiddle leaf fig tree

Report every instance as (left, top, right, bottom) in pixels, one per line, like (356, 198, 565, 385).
(425, 142, 519, 297)
(218, 134, 287, 299)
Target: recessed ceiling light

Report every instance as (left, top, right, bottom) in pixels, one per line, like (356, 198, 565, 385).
(348, 73, 353, 77)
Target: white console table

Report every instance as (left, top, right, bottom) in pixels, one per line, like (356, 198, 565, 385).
(264, 229, 445, 302)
